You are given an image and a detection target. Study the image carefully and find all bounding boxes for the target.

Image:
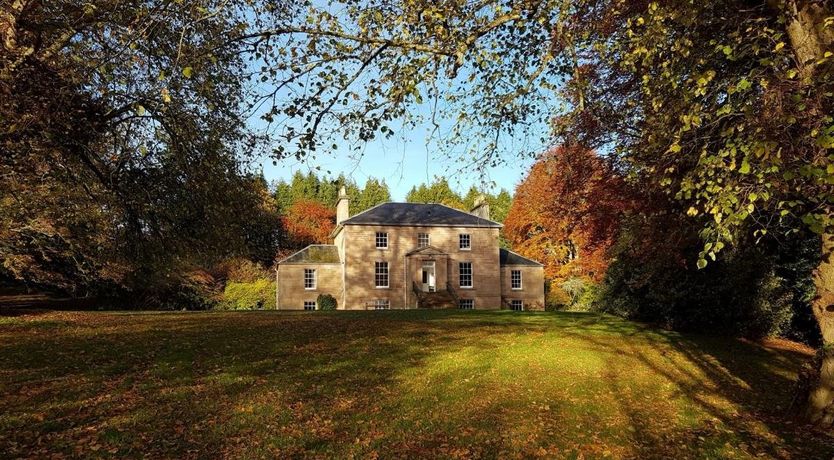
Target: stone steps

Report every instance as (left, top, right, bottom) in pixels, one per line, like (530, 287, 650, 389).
(418, 290, 457, 309)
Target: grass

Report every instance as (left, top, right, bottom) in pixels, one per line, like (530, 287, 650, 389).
(0, 310, 832, 459)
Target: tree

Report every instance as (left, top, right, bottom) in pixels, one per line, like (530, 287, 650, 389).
(406, 177, 465, 209)
(356, 178, 391, 213)
(280, 200, 335, 250)
(1, 0, 283, 296)
(542, 0, 834, 426)
(273, 172, 386, 217)
(504, 145, 632, 282)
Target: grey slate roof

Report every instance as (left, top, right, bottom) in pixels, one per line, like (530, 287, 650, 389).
(278, 245, 340, 264)
(341, 202, 501, 227)
(499, 248, 543, 266)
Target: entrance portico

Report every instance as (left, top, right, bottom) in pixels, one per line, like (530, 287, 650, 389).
(405, 246, 450, 308)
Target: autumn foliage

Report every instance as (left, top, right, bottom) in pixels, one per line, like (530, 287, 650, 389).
(281, 200, 335, 250)
(504, 145, 633, 282)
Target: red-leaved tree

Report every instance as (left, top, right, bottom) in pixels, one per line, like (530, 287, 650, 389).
(504, 145, 633, 283)
(280, 200, 335, 252)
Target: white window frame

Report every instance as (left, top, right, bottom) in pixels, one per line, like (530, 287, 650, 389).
(373, 299, 390, 310)
(418, 233, 430, 248)
(303, 301, 316, 311)
(510, 300, 523, 311)
(511, 270, 522, 290)
(304, 268, 316, 290)
(459, 233, 471, 250)
(375, 261, 389, 288)
(459, 262, 473, 288)
(459, 299, 474, 310)
(375, 232, 388, 249)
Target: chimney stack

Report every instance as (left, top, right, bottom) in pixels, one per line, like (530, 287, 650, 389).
(470, 194, 490, 221)
(336, 186, 349, 225)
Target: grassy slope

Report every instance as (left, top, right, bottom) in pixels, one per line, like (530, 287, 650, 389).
(0, 310, 831, 459)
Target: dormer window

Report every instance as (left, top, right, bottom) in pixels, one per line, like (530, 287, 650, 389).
(459, 234, 471, 250)
(418, 233, 429, 248)
(376, 232, 388, 249)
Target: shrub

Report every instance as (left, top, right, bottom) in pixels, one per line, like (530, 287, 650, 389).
(212, 258, 271, 283)
(545, 280, 571, 311)
(219, 279, 276, 310)
(124, 269, 220, 310)
(593, 216, 805, 339)
(317, 293, 337, 311)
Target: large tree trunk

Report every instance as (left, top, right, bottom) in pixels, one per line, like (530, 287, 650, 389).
(802, 234, 834, 428)
(781, 1, 834, 428)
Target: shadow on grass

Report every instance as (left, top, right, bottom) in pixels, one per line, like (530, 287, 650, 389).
(557, 325, 830, 459)
(0, 310, 831, 458)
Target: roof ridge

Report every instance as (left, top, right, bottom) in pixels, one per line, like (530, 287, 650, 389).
(500, 248, 544, 266)
(339, 200, 391, 223)
(341, 202, 502, 228)
(433, 202, 503, 227)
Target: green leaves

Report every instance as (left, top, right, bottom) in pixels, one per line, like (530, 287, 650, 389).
(738, 159, 751, 174)
(182, 66, 193, 78)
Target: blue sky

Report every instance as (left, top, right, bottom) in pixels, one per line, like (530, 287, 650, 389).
(248, 96, 549, 200)
(255, 122, 537, 201)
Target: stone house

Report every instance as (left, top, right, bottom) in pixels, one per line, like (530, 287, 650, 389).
(275, 188, 545, 310)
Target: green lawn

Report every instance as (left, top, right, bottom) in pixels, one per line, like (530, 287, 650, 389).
(0, 310, 831, 459)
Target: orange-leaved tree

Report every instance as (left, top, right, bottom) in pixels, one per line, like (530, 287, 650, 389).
(504, 145, 633, 283)
(280, 199, 335, 252)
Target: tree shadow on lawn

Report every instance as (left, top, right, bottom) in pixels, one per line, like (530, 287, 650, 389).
(0, 312, 493, 457)
(1, 310, 833, 458)
(558, 326, 834, 459)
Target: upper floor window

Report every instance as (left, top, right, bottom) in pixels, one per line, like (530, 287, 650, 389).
(375, 261, 389, 288)
(376, 232, 388, 249)
(459, 262, 473, 288)
(459, 233, 471, 250)
(418, 233, 430, 248)
(511, 270, 522, 290)
(304, 269, 316, 290)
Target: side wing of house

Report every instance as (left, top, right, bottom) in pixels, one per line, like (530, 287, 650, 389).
(499, 249, 546, 311)
(275, 245, 343, 310)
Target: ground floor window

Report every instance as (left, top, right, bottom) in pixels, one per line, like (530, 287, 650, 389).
(459, 262, 473, 288)
(303, 301, 316, 311)
(459, 299, 474, 310)
(511, 300, 523, 311)
(375, 261, 389, 288)
(373, 299, 390, 310)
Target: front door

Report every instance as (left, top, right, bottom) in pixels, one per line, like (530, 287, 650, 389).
(421, 262, 436, 292)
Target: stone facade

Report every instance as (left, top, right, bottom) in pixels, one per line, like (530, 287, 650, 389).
(500, 265, 546, 311)
(340, 224, 502, 309)
(275, 193, 545, 311)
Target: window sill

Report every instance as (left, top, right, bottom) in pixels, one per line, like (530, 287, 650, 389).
(459, 286, 474, 289)
(459, 248, 471, 251)
(304, 288, 317, 291)
(375, 286, 390, 289)
(376, 247, 388, 250)
(511, 288, 523, 291)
